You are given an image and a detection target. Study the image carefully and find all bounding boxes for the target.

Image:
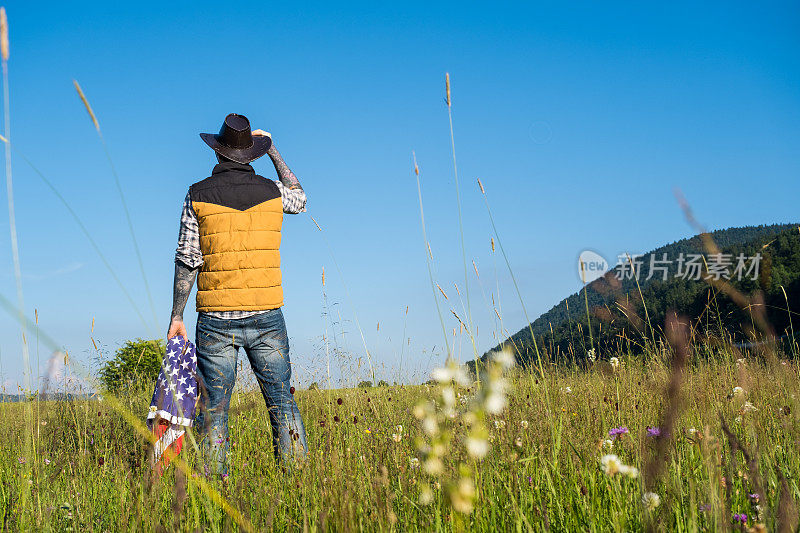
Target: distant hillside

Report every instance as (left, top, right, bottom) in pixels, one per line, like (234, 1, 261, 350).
(479, 223, 800, 366)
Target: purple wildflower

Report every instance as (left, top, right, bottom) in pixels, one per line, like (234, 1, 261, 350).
(17, 457, 25, 464)
(733, 513, 747, 524)
(748, 493, 760, 503)
(646, 426, 661, 437)
(699, 503, 711, 512)
(608, 426, 629, 438)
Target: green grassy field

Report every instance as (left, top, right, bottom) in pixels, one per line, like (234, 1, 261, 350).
(1, 347, 798, 532)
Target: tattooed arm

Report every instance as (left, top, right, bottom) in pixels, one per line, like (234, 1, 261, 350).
(267, 143, 303, 190)
(167, 261, 198, 340)
(252, 129, 303, 190)
(168, 191, 203, 340)
(252, 130, 306, 213)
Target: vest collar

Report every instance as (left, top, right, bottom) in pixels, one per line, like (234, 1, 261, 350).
(212, 161, 255, 175)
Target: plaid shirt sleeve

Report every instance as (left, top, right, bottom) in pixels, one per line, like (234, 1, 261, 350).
(175, 190, 204, 269)
(275, 181, 307, 214)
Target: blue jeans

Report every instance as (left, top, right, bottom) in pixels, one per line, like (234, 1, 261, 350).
(194, 308, 307, 475)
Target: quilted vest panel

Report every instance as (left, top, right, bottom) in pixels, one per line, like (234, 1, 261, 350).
(190, 163, 284, 312)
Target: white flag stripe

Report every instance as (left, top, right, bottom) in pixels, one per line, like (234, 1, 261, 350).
(153, 427, 185, 462)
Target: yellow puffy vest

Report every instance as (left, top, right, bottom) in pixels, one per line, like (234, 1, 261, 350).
(190, 162, 284, 312)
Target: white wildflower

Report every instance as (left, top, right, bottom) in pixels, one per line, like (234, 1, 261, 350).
(609, 357, 620, 370)
(485, 392, 507, 415)
(423, 457, 443, 475)
(409, 457, 420, 468)
(732, 386, 745, 400)
(600, 454, 621, 475)
(466, 436, 489, 459)
(515, 437, 523, 448)
(493, 349, 515, 370)
(587, 348, 596, 363)
(642, 492, 661, 511)
(494, 419, 506, 430)
(450, 477, 476, 514)
(520, 420, 529, 430)
(432, 362, 471, 386)
(601, 454, 637, 478)
(419, 485, 434, 505)
(742, 401, 757, 413)
(431, 366, 455, 384)
(422, 416, 439, 436)
(442, 386, 456, 409)
(602, 439, 614, 450)
(620, 465, 639, 478)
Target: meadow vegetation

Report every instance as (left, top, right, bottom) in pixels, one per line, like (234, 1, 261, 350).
(0, 344, 798, 531)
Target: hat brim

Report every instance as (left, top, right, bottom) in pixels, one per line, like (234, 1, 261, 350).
(199, 133, 272, 164)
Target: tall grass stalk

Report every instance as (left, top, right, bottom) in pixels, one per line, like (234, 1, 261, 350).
(412, 152, 452, 360)
(444, 73, 479, 364)
(399, 305, 409, 382)
(73, 80, 158, 330)
(476, 178, 542, 366)
(476, 178, 556, 442)
(0, 7, 29, 393)
(309, 214, 375, 383)
(1, 11, 34, 516)
(579, 260, 595, 355)
(321, 268, 333, 389)
(627, 252, 655, 349)
(0, 136, 149, 328)
(780, 285, 797, 357)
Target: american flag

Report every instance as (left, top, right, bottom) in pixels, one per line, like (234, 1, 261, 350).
(147, 335, 198, 474)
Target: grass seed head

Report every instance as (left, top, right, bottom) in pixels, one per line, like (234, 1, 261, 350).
(73, 80, 100, 132)
(0, 7, 8, 62)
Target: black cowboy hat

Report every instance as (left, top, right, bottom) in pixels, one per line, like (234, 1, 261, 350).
(200, 113, 271, 164)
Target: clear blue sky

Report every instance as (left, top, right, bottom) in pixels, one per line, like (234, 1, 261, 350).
(1, 1, 798, 389)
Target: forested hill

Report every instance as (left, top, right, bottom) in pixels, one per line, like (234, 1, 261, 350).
(479, 223, 800, 366)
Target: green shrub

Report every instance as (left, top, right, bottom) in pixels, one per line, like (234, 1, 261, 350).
(98, 338, 165, 393)
(357, 380, 373, 388)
